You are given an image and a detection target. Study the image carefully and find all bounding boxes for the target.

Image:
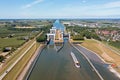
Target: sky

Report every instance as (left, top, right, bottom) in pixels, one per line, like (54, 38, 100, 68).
(0, 0, 120, 19)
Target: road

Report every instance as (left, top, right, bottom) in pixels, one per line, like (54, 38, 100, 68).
(0, 41, 36, 80)
(75, 44, 120, 80)
(0, 31, 43, 80)
(26, 42, 101, 80)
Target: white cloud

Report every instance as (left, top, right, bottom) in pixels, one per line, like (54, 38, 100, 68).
(20, 0, 120, 18)
(22, 0, 44, 9)
(103, 1, 120, 8)
(90, 1, 120, 9)
(50, 1, 120, 18)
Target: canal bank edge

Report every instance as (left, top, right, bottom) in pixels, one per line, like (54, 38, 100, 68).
(24, 44, 46, 80)
(0, 41, 36, 80)
(17, 44, 44, 80)
(78, 44, 120, 79)
(70, 43, 104, 80)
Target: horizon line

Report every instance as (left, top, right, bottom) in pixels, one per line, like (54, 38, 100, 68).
(0, 17, 120, 20)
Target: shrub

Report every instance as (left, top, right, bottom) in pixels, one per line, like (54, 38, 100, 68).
(36, 34, 47, 42)
(73, 35, 84, 40)
(0, 56, 5, 62)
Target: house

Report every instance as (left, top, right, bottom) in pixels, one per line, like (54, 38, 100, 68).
(3, 47, 12, 52)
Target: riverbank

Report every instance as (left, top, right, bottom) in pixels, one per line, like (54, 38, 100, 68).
(0, 32, 43, 80)
(17, 44, 44, 80)
(80, 39, 120, 78)
(81, 39, 120, 65)
(71, 43, 104, 80)
(1, 41, 36, 80)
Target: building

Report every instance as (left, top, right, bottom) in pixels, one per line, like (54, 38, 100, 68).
(55, 29, 63, 40)
(47, 33, 55, 41)
(47, 20, 65, 42)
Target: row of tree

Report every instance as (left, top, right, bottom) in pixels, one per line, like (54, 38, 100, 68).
(72, 35, 84, 40)
(36, 34, 47, 42)
(36, 25, 52, 42)
(67, 26, 101, 41)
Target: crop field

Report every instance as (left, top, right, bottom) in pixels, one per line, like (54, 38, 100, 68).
(0, 26, 40, 52)
(0, 38, 25, 49)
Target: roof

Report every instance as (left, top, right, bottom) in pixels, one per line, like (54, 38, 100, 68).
(53, 20, 65, 32)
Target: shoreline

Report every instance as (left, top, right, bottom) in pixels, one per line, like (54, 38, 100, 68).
(70, 43, 104, 80)
(17, 44, 44, 80)
(0, 41, 36, 80)
(108, 66, 120, 79)
(78, 44, 120, 79)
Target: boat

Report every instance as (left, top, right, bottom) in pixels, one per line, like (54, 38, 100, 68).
(70, 52, 80, 68)
(75, 62, 80, 68)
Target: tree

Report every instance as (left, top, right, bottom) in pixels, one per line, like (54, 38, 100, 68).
(73, 35, 84, 40)
(36, 34, 47, 42)
(91, 33, 101, 41)
(0, 56, 5, 62)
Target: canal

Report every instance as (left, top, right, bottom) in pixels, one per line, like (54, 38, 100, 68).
(25, 41, 101, 80)
(24, 20, 119, 80)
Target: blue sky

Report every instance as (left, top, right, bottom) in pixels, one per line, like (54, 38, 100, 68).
(0, 0, 120, 19)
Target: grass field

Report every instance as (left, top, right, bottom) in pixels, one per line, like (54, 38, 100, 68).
(102, 41, 120, 55)
(0, 31, 43, 80)
(0, 26, 39, 38)
(81, 39, 103, 55)
(0, 40, 34, 75)
(2, 43, 40, 80)
(109, 41, 120, 50)
(0, 29, 39, 53)
(0, 38, 25, 48)
(81, 39, 120, 62)
(81, 39, 120, 72)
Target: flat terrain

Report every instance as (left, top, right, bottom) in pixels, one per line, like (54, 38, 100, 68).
(0, 32, 43, 80)
(0, 38, 25, 48)
(2, 42, 38, 80)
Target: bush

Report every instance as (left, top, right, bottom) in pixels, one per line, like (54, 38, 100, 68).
(91, 33, 101, 41)
(109, 41, 120, 49)
(36, 34, 47, 42)
(0, 56, 5, 62)
(73, 35, 84, 40)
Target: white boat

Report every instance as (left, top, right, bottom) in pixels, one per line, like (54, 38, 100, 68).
(71, 52, 80, 68)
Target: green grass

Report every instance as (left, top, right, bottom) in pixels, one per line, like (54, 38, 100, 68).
(0, 32, 42, 77)
(102, 41, 120, 54)
(0, 40, 34, 75)
(0, 26, 40, 38)
(0, 31, 42, 80)
(3, 43, 39, 80)
(81, 39, 103, 55)
(109, 41, 120, 49)
(0, 38, 25, 48)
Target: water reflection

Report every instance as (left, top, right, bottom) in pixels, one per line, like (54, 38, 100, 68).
(26, 42, 101, 80)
